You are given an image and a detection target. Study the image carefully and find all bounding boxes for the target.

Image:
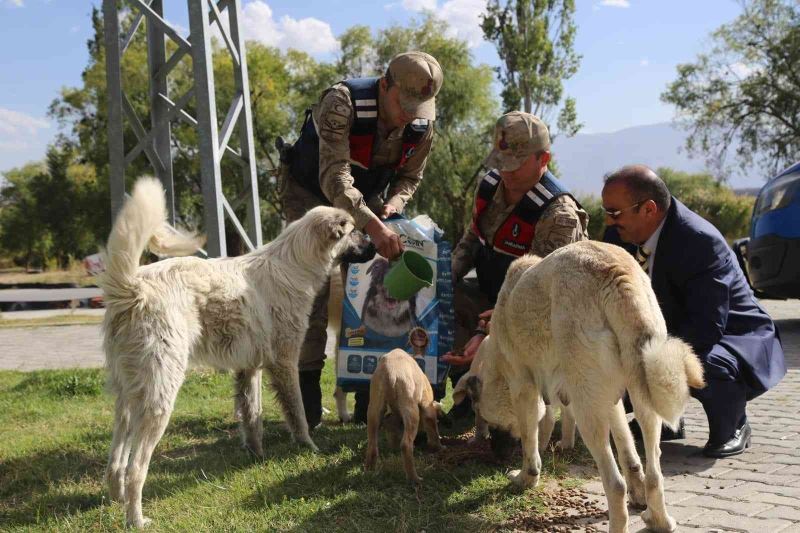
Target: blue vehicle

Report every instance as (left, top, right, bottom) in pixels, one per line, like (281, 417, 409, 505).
(734, 161, 800, 298)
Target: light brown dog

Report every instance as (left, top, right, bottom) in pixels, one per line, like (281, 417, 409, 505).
(364, 349, 444, 483)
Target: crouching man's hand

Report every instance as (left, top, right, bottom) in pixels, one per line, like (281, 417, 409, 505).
(442, 332, 485, 367)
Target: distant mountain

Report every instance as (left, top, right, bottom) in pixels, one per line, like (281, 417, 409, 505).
(550, 122, 765, 197)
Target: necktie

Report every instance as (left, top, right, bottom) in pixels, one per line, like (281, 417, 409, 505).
(635, 245, 650, 272)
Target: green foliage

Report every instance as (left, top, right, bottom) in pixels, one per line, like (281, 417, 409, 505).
(662, 0, 800, 177)
(12, 369, 104, 398)
(481, 0, 582, 139)
(0, 147, 103, 268)
(657, 167, 755, 240)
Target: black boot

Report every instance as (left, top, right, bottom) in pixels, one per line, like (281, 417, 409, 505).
(299, 369, 322, 432)
(353, 387, 370, 424)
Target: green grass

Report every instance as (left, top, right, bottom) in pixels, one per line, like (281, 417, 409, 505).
(0, 366, 595, 532)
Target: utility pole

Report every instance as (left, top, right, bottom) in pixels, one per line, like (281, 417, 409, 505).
(103, 0, 262, 257)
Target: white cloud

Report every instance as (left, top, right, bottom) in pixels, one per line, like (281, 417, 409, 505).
(0, 108, 50, 137)
(395, 0, 486, 48)
(403, 0, 436, 10)
(0, 109, 50, 171)
(219, 1, 338, 56)
(639, 58, 649, 67)
(6, 0, 24, 7)
(729, 62, 755, 78)
(600, 0, 630, 7)
(439, 0, 486, 48)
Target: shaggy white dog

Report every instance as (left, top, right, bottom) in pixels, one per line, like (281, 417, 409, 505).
(473, 241, 705, 533)
(100, 177, 374, 528)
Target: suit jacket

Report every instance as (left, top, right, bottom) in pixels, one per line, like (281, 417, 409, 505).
(604, 198, 786, 393)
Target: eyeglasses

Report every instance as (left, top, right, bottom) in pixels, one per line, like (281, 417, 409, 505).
(603, 201, 643, 219)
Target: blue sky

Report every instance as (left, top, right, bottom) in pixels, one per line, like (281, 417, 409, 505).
(0, 0, 744, 173)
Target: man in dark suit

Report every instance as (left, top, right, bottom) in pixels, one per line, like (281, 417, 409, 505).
(602, 165, 786, 458)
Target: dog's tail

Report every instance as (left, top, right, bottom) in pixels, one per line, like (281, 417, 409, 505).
(639, 336, 705, 428)
(101, 177, 203, 302)
(604, 265, 705, 429)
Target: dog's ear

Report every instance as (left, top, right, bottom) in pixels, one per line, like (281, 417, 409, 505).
(328, 216, 350, 241)
(466, 375, 482, 403)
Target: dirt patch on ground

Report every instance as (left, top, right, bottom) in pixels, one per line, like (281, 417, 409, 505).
(504, 481, 607, 533)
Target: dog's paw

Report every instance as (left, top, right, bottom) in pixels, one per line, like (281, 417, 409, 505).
(507, 469, 538, 489)
(555, 439, 575, 451)
(126, 516, 152, 529)
(642, 508, 677, 533)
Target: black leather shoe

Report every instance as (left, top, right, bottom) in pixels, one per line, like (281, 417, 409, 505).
(703, 420, 751, 458)
(629, 417, 685, 442)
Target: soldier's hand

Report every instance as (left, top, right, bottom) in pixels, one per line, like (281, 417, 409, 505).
(478, 309, 493, 334)
(364, 218, 403, 260)
(442, 333, 485, 367)
(380, 204, 398, 220)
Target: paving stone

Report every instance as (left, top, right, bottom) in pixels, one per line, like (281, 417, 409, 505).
(757, 506, 800, 521)
(682, 509, 791, 532)
(716, 469, 799, 485)
(677, 494, 773, 516)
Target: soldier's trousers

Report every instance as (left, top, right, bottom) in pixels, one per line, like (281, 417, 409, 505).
(451, 277, 493, 384)
(281, 178, 334, 372)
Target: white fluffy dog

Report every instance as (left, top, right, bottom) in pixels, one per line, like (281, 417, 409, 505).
(100, 177, 374, 528)
(473, 241, 705, 533)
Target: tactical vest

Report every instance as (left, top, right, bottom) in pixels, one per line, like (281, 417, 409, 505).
(472, 169, 576, 302)
(289, 77, 430, 202)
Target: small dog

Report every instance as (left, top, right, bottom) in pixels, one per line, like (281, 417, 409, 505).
(364, 349, 444, 483)
(100, 177, 375, 528)
(361, 257, 418, 338)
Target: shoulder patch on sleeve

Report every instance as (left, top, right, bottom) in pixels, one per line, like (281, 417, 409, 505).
(554, 215, 578, 228)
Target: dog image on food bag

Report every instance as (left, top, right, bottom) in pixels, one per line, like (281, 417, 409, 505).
(360, 257, 419, 338)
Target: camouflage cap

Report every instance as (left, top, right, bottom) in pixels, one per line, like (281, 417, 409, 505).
(388, 51, 443, 120)
(485, 111, 551, 171)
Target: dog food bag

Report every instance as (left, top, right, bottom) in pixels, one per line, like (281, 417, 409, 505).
(337, 215, 454, 390)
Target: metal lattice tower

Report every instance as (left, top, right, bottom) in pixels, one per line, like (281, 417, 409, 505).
(103, 0, 262, 257)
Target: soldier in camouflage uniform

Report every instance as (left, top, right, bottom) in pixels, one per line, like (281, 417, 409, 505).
(280, 51, 443, 428)
(443, 112, 589, 406)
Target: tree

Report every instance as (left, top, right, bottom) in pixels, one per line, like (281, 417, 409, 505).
(481, 0, 581, 137)
(662, 0, 800, 178)
(0, 148, 102, 268)
(657, 167, 754, 240)
(0, 163, 53, 268)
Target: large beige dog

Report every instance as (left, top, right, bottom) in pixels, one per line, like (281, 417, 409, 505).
(100, 178, 374, 528)
(364, 349, 444, 483)
(473, 241, 705, 533)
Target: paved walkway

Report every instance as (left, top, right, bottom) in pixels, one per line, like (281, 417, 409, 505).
(581, 299, 800, 532)
(1, 300, 799, 532)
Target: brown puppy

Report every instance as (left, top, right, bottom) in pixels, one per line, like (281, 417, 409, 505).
(364, 349, 444, 483)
